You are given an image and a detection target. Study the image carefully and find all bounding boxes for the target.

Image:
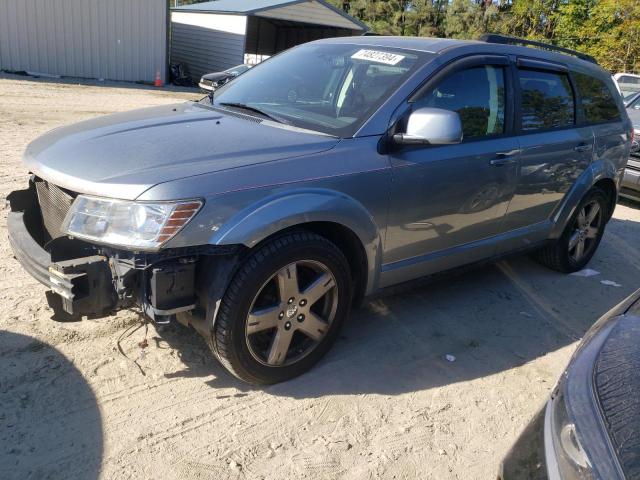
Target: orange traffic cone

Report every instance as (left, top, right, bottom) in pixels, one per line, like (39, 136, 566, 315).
(154, 70, 163, 87)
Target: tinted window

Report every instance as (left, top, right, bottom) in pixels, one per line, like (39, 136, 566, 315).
(414, 66, 505, 139)
(574, 73, 621, 124)
(518, 69, 574, 131)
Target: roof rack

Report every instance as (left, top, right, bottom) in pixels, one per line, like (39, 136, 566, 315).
(479, 34, 598, 65)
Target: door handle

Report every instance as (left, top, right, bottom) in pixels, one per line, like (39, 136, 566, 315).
(574, 143, 593, 153)
(490, 158, 517, 166)
(490, 151, 519, 166)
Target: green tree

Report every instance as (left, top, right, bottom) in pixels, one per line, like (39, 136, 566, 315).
(580, 0, 640, 72)
(297, 0, 640, 73)
(443, 0, 501, 39)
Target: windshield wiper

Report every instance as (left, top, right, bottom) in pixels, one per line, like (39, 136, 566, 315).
(218, 102, 289, 125)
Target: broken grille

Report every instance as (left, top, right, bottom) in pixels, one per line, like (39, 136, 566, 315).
(34, 178, 75, 240)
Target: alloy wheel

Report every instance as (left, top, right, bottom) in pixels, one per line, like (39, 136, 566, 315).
(245, 260, 338, 367)
(568, 200, 602, 262)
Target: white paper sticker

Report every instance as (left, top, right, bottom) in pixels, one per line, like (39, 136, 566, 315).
(351, 49, 405, 66)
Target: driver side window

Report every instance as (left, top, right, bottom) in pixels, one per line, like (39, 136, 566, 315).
(413, 66, 506, 140)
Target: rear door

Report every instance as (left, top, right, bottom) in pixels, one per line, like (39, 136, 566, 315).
(503, 59, 593, 232)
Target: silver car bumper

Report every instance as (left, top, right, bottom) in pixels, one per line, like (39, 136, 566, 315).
(621, 157, 640, 199)
(199, 82, 213, 92)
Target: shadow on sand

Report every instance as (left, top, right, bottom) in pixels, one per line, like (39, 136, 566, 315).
(0, 331, 102, 480)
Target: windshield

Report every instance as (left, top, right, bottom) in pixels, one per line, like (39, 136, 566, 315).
(209, 43, 423, 137)
(224, 64, 250, 76)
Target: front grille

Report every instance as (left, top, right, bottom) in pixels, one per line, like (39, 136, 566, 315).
(34, 179, 75, 239)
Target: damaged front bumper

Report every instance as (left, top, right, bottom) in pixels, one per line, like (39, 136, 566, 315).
(7, 185, 116, 318)
(7, 181, 241, 327)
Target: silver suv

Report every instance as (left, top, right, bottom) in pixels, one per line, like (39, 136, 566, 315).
(8, 35, 633, 384)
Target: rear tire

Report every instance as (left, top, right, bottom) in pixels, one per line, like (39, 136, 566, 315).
(208, 231, 352, 385)
(535, 187, 609, 273)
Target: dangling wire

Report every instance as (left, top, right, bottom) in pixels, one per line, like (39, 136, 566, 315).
(115, 311, 148, 376)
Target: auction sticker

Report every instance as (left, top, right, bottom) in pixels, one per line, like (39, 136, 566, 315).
(351, 49, 405, 65)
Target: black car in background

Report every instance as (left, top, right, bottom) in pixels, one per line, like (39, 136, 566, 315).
(499, 289, 640, 479)
(199, 64, 251, 93)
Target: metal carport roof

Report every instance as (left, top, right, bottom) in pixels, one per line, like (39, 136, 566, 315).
(173, 0, 369, 31)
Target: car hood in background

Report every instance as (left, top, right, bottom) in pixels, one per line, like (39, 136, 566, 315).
(201, 72, 232, 82)
(23, 102, 338, 200)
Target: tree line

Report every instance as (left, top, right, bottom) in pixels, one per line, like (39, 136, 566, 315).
(327, 0, 639, 73)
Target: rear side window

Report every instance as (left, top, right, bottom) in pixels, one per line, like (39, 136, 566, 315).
(413, 66, 505, 139)
(518, 69, 575, 131)
(574, 73, 621, 124)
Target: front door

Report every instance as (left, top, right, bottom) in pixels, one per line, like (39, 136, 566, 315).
(383, 59, 519, 285)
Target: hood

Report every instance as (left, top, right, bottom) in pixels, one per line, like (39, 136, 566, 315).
(24, 102, 338, 200)
(201, 72, 232, 82)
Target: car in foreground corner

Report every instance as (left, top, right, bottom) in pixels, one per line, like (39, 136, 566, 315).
(199, 64, 251, 93)
(499, 289, 640, 480)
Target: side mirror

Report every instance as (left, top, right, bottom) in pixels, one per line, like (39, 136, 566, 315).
(393, 107, 463, 146)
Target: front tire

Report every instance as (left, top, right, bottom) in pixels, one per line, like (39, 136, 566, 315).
(535, 187, 609, 273)
(209, 231, 352, 385)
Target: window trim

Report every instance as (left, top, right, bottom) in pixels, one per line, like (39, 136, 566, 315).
(513, 64, 578, 135)
(391, 54, 515, 145)
(516, 58, 568, 73)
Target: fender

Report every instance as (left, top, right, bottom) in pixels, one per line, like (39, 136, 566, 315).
(210, 188, 383, 295)
(549, 159, 618, 238)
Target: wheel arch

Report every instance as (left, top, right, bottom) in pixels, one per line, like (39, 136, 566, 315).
(549, 161, 618, 238)
(592, 177, 617, 221)
(210, 189, 383, 297)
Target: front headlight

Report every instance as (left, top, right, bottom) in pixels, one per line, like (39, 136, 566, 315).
(544, 316, 625, 480)
(547, 389, 594, 479)
(62, 196, 202, 250)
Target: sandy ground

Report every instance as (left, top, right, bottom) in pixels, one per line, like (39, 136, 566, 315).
(1, 72, 639, 480)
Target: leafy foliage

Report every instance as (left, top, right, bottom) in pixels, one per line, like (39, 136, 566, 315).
(327, 0, 639, 72)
